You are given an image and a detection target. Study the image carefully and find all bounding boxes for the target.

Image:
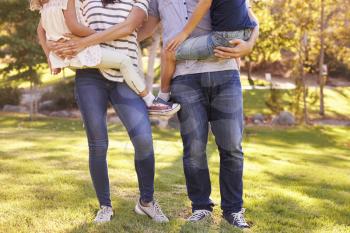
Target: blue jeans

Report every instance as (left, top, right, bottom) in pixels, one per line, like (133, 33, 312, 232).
(176, 29, 252, 60)
(75, 69, 155, 207)
(171, 70, 244, 214)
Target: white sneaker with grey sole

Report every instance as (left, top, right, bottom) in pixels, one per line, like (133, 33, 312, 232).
(187, 210, 212, 222)
(93, 205, 113, 223)
(134, 199, 169, 223)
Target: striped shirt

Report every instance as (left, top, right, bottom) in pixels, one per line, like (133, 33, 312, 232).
(80, 0, 149, 82)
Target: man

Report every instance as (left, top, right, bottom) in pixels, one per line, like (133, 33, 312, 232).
(138, 0, 259, 228)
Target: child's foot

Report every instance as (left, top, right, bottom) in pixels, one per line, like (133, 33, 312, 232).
(148, 98, 181, 116)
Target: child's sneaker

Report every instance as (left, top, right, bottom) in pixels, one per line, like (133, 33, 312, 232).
(148, 98, 180, 116)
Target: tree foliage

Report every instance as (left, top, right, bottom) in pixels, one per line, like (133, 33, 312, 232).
(0, 0, 45, 86)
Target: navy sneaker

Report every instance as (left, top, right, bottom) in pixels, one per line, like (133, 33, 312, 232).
(148, 97, 181, 116)
(223, 208, 250, 228)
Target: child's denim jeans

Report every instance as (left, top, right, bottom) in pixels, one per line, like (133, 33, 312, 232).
(176, 29, 252, 60)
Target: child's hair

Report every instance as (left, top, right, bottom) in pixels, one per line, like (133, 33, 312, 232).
(29, 0, 44, 11)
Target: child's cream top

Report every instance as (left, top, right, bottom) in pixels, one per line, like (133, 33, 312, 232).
(40, 0, 101, 68)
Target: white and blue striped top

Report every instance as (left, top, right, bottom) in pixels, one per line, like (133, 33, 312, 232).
(80, 0, 149, 82)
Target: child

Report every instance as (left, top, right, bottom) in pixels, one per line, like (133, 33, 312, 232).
(157, 0, 258, 102)
(31, 0, 180, 116)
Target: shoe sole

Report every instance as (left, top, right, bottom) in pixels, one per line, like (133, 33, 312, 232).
(148, 104, 181, 117)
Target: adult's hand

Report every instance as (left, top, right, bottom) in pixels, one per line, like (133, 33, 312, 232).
(52, 34, 86, 59)
(214, 39, 254, 59)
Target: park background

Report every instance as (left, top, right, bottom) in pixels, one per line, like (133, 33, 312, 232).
(0, 0, 349, 232)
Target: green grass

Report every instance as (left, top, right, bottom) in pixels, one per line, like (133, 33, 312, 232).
(0, 113, 349, 233)
(243, 87, 350, 119)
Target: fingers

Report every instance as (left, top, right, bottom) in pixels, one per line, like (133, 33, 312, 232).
(166, 40, 178, 51)
(166, 40, 175, 51)
(64, 33, 74, 39)
(229, 39, 243, 46)
(214, 47, 240, 59)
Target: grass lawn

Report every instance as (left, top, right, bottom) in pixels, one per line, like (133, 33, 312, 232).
(0, 113, 349, 233)
(243, 87, 350, 120)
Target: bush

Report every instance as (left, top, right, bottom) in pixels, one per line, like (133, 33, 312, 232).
(0, 86, 22, 108)
(40, 79, 77, 111)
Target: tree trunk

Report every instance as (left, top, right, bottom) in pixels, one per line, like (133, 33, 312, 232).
(29, 81, 34, 121)
(319, 0, 325, 116)
(247, 59, 255, 89)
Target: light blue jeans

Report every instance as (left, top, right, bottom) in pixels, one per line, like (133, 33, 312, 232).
(176, 29, 252, 60)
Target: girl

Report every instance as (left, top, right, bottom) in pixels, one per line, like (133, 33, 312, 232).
(157, 0, 259, 103)
(31, 0, 180, 116)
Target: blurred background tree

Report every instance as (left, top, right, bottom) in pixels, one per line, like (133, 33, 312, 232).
(0, 0, 45, 119)
(0, 0, 349, 121)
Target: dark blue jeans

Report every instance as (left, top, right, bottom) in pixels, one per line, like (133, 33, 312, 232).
(75, 69, 155, 207)
(171, 70, 244, 215)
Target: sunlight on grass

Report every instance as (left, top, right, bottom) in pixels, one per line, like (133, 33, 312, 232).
(243, 86, 350, 119)
(0, 114, 349, 233)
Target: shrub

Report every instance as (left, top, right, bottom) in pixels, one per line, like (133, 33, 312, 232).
(40, 79, 77, 111)
(0, 86, 22, 108)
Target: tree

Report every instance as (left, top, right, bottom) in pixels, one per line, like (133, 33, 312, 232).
(0, 0, 45, 119)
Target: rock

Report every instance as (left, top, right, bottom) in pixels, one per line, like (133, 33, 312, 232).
(252, 113, 265, 124)
(272, 111, 295, 126)
(2, 105, 28, 113)
(49, 110, 70, 118)
(39, 100, 55, 111)
(69, 110, 81, 118)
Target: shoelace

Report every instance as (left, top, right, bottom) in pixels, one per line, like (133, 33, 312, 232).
(231, 209, 248, 226)
(153, 201, 166, 219)
(96, 207, 111, 220)
(188, 210, 211, 221)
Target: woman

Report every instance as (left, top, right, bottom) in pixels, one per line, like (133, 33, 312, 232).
(38, 0, 169, 223)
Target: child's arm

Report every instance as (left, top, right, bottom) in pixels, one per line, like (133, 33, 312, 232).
(247, 6, 259, 46)
(166, 0, 212, 51)
(63, 0, 95, 37)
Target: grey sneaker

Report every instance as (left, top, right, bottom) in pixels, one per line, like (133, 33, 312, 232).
(93, 205, 113, 224)
(134, 199, 169, 223)
(223, 208, 250, 228)
(187, 210, 212, 222)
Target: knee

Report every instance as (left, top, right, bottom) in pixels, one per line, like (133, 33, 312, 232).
(88, 138, 108, 161)
(132, 134, 154, 160)
(183, 139, 207, 169)
(119, 58, 134, 71)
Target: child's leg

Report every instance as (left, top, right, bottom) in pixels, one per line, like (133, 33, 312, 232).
(158, 49, 176, 101)
(98, 48, 149, 97)
(175, 34, 213, 61)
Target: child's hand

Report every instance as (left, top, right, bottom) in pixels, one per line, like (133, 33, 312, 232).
(166, 32, 188, 51)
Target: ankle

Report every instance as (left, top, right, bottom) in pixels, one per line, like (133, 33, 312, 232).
(158, 91, 170, 102)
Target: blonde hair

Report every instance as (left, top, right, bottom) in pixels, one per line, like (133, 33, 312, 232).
(29, 0, 47, 11)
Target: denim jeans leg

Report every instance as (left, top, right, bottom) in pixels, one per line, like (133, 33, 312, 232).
(75, 75, 112, 207)
(171, 74, 214, 212)
(209, 70, 244, 214)
(109, 82, 155, 203)
(176, 34, 213, 60)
